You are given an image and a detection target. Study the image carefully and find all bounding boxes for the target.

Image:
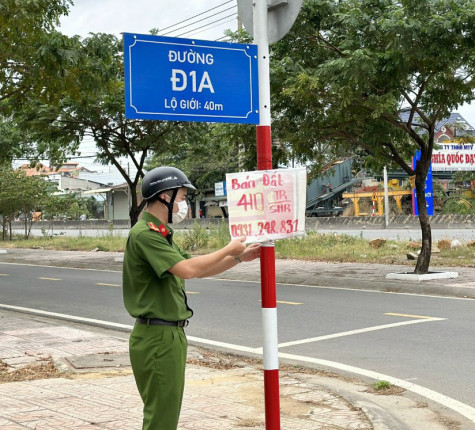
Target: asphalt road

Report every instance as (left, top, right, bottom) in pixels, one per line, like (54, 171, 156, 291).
(0, 262, 474, 412)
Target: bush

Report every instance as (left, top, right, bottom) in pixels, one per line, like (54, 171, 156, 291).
(178, 222, 209, 251)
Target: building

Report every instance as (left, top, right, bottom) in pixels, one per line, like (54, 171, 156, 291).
(18, 162, 93, 178)
(84, 183, 136, 222)
(305, 158, 361, 216)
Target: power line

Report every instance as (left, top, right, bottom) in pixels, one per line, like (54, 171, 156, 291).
(198, 17, 240, 40)
(159, 0, 234, 33)
(175, 13, 237, 38)
(161, 5, 236, 36)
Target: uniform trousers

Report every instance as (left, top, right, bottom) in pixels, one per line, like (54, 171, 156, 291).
(129, 323, 188, 430)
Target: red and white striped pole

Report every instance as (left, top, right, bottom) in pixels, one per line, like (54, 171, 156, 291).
(254, 1, 280, 428)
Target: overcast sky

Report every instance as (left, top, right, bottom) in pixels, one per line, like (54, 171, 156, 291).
(59, 0, 237, 41)
(56, 0, 474, 180)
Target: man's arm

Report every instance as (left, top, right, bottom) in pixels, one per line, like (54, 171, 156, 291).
(168, 239, 260, 279)
(197, 244, 260, 278)
(168, 237, 246, 279)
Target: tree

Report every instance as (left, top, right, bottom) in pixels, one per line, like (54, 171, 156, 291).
(269, 0, 475, 273)
(0, 164, 54, 239)
(147, 122, 257, 189)
(0, 0, 79, 114)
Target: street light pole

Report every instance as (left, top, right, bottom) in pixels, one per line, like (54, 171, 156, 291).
(254, 0, 280, 428)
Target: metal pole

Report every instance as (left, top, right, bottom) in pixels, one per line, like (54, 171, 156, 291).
(384, 166, 389, 228)
(254, 0, 280, 428)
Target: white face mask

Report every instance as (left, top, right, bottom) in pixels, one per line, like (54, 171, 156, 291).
(172, 200, 188, 224)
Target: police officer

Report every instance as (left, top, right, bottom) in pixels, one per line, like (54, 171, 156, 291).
(123, 166, 260, 430)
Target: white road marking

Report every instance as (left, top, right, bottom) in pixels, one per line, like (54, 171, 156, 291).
(278, 352, 475, 424)
(0, 304, 133, 331)
(0, 303, 473, 423)
(0, 261, 121, 273)
(384, 312, 436, 319)
(277, 317, 446, 349)
(259, 299, 303, 305)
(38, 277, 61, 281)
(96, 282, 121, 287)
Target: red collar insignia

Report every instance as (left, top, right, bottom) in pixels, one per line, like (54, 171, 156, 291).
(147, 222, 169, 238)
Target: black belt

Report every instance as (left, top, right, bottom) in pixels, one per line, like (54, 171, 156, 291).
(136, 317, 188, 327)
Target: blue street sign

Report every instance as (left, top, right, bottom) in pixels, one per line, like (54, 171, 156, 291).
(412, 150, 434, 216)
(123, 33, 259, 124)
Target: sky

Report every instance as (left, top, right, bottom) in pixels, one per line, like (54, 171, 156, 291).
(53, 0, 475, 183)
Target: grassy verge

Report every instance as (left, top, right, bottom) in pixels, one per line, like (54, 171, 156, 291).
(1, 222, 474, 267)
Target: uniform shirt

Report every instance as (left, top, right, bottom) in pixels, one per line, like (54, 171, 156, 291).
(122, 211, 193, 321)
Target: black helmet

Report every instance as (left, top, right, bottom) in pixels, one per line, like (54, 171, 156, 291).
(142, 166, 196, 200)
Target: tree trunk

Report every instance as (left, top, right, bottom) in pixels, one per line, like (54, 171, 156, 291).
(414, 169, 431, 274)
(23, 216, 28, 239)
(128, 187, 146, 228)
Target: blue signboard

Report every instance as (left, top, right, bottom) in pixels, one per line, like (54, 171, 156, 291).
(412, 150, 434, 216)
(123, 33, 259, 124)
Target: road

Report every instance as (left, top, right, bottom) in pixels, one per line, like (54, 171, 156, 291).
(1, 261, 474, 416)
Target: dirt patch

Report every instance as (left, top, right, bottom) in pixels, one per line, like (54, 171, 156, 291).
(0, 358, 61, 383)
(187, 348, 260, 370)
(365, 384, 406, 396)
(235, 418, 265, 427)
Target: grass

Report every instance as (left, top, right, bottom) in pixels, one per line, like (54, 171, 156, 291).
(372, 380, 392, 390)
(367, 380, 405, 395)
(1, 222, 474, 267)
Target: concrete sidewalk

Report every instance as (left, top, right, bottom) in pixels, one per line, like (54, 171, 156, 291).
(0, 309, 459, 430)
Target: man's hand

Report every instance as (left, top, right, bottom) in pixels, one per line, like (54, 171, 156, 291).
(226, 237, 247, 256)
(238, 243, 260, 262)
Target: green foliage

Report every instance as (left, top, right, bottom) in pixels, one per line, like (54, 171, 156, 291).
(0, 164, 55, 238)
(268, 0, 475, 273)
(453, 171, 475, 183)
(177, 222, 209, 251)
(41, 194, 93, 221)
(270, 0, 475, 172)
(372, 380, 392, 391)
(174, 220, 231, 252)
(0, 0, 77, 113)
(441, 197, 475, 215)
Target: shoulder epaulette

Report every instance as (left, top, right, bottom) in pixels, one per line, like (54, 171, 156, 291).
(147, 222, 169, 238)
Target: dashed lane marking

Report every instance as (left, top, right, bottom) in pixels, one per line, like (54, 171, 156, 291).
(385, 312, 438, 319)
(277, 300, 303, 305)
(96, 282, 121, 287)
(259, 300, 303, 306)
(38, 277, 61, 281)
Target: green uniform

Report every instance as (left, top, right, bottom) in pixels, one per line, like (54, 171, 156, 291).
(123, 212, 193, 430)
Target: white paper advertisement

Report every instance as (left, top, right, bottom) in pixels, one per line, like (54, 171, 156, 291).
(226, 168, 307, 243)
